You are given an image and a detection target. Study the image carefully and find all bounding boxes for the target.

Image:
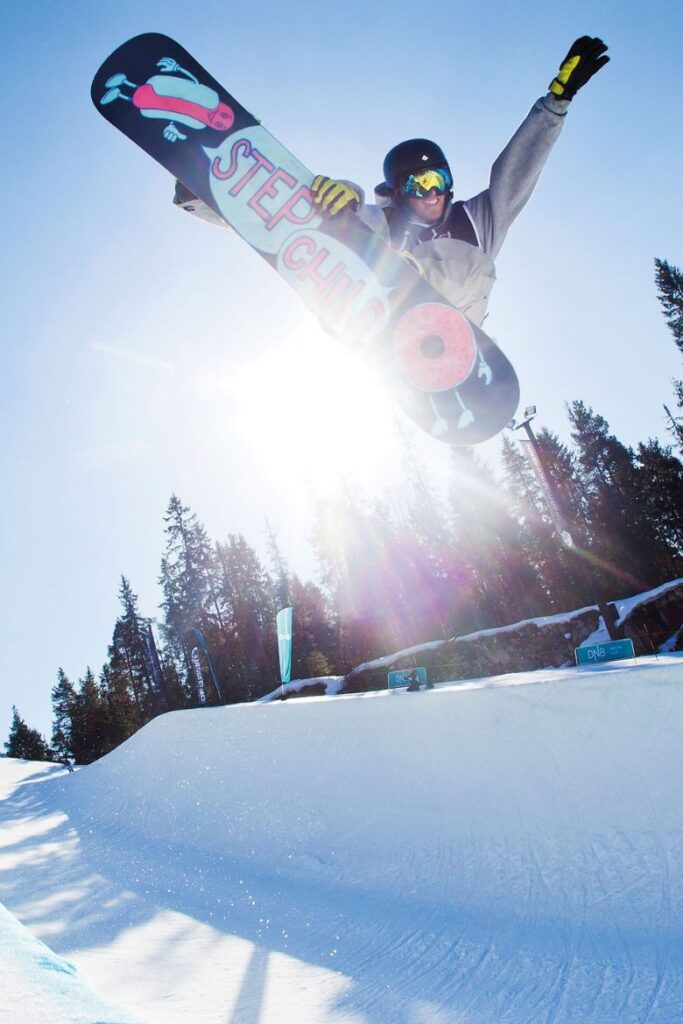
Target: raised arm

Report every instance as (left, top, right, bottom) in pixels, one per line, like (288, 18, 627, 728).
(465, 37, 609, 260)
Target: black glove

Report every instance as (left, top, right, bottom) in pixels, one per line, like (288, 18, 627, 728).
(549, 36, 609, 100)
(310, 175, 360, 216)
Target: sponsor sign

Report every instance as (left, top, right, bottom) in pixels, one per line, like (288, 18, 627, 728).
(575, 638, 635, 667)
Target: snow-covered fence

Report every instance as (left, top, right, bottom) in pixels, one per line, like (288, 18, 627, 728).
(343, 579, 683, 695)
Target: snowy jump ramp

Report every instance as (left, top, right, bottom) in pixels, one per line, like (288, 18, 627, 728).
(2, 655, 682, 1023)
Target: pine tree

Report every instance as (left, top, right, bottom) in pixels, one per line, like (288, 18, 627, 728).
(69, 668, 109, 765)
(99, 663, 139, 751)
(51, 668, 77, 761)
(4, 707, 53, 761)
(288, 575, 336, 678)
(635, 439, 683, 577)
(160, 495, 209, 637)
(568, 401, 667, 594)
(108, 577, 167, 721)
(214, 535, 279, 701)
(368, 496, 430, 647)
(654, 258, 683, 450)
(449, 444, 547, 628)
(655, 258, 683, 355)
(265, 519, 290, 610)
(664, 391, 683, 452)
(398, 444, 457, 642)
(502, 427, 594, 611)
(311, 494, 349, 668)
(311, 488, 399, 667)
(159, 495, 227, 703)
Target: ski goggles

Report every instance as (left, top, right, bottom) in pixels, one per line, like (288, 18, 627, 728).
(401, 167, 452, 198)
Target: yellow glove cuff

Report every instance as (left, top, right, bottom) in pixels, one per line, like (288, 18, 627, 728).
(549, 54, 581, 96)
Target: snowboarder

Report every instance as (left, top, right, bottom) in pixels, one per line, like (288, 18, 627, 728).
(406, 669, 420, 691)
(309, 37, 609, 328)
(405, 669, 433, 691)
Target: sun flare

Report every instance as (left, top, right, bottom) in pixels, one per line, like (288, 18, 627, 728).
(214, 323, 401, 495)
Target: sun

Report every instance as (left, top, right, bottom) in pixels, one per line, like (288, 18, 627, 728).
(216, 320, 401, 495)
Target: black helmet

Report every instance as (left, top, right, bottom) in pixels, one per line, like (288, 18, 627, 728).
(378, 138, 451, 194)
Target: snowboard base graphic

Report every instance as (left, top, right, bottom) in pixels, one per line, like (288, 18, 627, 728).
(92, 34, 520, 445)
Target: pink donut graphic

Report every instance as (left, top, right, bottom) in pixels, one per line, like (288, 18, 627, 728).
(393, 303, 477, 392)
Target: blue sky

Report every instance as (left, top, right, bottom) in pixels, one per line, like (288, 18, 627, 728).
(1, 0, 681, 739)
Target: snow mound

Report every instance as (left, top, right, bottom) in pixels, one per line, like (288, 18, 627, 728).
(3, 655, 683, 1022)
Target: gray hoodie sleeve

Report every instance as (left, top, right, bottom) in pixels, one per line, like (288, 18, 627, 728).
(464, 94, 569, 261)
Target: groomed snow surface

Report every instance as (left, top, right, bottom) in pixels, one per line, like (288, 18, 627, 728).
(2, 655, 682, 1023)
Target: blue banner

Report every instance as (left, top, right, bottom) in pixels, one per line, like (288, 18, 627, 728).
(191, 647, 207, 705)
(276, 607, 293, 684)
(142, 626, 165, 696)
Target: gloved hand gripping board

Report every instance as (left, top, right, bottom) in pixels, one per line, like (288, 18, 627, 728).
(92, 34, 519, 445)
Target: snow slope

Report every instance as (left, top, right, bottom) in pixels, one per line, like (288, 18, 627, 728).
(2, 655, 683, 1023)
(0, 894, 140, 1024)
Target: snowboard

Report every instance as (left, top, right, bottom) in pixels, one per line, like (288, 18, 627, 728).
(91, 34, 519, 445)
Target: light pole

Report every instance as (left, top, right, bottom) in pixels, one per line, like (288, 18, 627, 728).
(509, 406, 574, 548)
